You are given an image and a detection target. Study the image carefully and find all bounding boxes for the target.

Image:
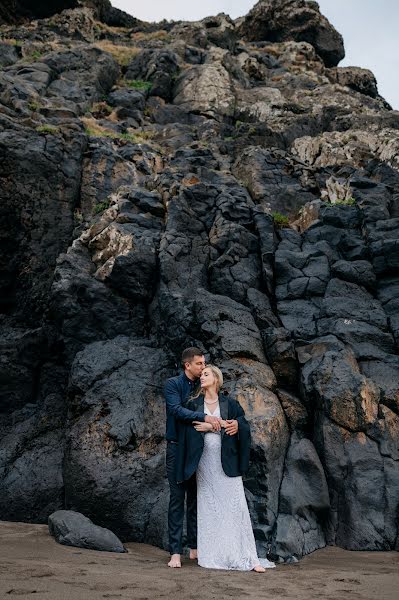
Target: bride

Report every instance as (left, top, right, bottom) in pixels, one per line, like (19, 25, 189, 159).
(176, 364, 275, 572)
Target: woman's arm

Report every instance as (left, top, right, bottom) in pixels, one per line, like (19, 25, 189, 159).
(193, 420, 228, 432)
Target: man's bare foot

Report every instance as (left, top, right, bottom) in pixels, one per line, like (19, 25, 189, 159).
(189, 549, 198, 560)
(253, 565, 266, 573)
(168, 554, 181, 568)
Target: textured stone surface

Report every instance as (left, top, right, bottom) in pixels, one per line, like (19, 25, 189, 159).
(0, 0, 138, 28)
(239, 0, 345, 67)
(0, 0, 398, 564)
(48, 510, 126, 552)
(174, 63, 235, 120)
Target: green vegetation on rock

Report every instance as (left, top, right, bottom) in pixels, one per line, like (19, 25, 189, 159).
(36, 125, 60, 135)
(93, 200, 111, 214)
(271, 211, 290, 228)
(333, 197, 356, 206)
(125, 79, 152, 92)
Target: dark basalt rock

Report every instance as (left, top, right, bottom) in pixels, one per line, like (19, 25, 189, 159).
(0, 361, 66, 521)
(0, 0, 398, 565)
(277, 389, 308, 431)
(0, 119, 86, 319)
(0, 42, 20, 67)
(48, 510, 126, 552)
(0, 0, 138, 28)
(273, 433, 329, 559)
(233, 147, 317, 217)
(108, 89, 146, 111)
(327, 66, 379, 98)
(239, 0, 345, 67)
(125, 49, 180, 102)
(331, 260, 377, 290)
(0, 1, 78, 24)
(314, 415, 399, 550)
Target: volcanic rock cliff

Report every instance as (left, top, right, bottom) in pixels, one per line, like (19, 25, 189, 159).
(0, 0, 398, 560)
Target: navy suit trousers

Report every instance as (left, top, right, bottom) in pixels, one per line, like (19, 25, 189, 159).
(166, 441, 197, 554)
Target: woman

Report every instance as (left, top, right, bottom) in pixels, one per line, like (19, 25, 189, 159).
(176, 365, 275, 572)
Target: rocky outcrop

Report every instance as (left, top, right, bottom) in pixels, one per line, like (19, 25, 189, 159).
(239, 0, 345, 67)
(0, 0, 138, 28)
(0, 45, 118, 320)
(0, 1, 76, 25)
(0, 1, 398, 563)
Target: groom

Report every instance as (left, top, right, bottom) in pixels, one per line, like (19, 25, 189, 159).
(164, 347, 222, 568)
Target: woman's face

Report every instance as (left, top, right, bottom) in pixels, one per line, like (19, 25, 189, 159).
(200, 367, 216, 389)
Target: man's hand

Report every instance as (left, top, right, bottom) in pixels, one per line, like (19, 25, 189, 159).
(204, 415, 222, 431)
(193, 421, 213, 432)
(224, 419, 238, 436)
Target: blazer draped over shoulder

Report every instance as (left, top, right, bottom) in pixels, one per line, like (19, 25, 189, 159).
(175, 393, 251, 483)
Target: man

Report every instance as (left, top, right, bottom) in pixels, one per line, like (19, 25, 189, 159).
(164, 347, 239, 568)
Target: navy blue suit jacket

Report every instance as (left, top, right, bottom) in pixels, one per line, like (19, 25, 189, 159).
(176, 394, 251, 483)
(164, 372, 206, 442)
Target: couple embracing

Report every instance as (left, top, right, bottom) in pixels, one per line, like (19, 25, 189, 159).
(164, 347, 275, 572)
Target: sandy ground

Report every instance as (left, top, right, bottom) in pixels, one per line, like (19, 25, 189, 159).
(0, 521, 398, 600)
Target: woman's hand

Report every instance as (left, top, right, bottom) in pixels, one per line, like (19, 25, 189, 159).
(224, 419, 238, 435)
(193, 421, 214, 432)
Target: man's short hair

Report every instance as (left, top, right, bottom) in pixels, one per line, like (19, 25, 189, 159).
(181, 347, 204, 367)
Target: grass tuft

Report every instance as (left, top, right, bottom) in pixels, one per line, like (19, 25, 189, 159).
(271, 211, 290, 228)
(125, 79, 152, 92)
(82, 117, 154, 144)
(93, 200, 111, 214)
(333, 197, 356, 206)
(36, 124, 60, 135)
(94, 41, 141, 66)
(90, 101, 113, 117)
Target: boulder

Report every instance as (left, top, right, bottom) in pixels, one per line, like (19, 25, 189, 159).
(239, 0, 345, 67)
(48, 510, 126, 552)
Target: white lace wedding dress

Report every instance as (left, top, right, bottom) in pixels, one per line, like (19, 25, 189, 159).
(196, 404, 275, 571)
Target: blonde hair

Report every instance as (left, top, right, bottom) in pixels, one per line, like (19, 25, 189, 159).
(206, 364, 223, 391)
(190, 364, 223, 400)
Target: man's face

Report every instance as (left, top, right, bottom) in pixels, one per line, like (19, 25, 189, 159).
(185, 355, 205, 380)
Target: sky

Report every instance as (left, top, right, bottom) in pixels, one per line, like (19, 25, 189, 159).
(111, 1, 399, 109)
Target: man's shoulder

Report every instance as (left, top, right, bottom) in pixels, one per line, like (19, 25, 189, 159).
(166, 373, 183, 383)
(165, 373, 184, 388)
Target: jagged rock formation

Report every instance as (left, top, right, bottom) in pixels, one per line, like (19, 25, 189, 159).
(0, 0, 398, 561)
(0, 0, 138, 28)
(238, 0, 345, 67)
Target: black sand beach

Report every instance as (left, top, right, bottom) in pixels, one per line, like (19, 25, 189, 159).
(1, 521, 398, 600)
